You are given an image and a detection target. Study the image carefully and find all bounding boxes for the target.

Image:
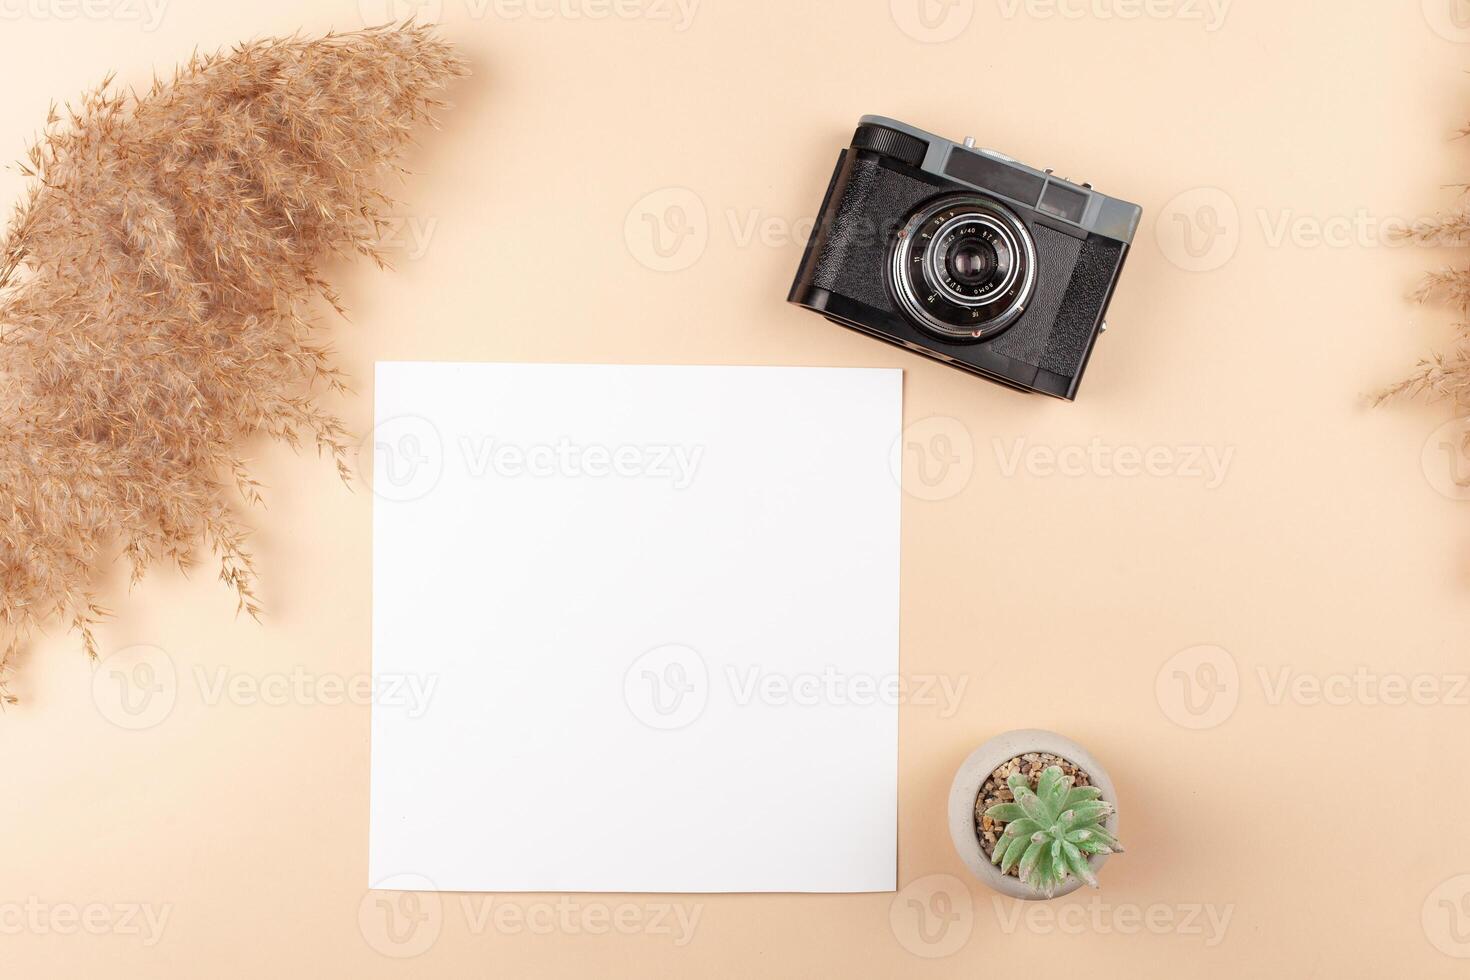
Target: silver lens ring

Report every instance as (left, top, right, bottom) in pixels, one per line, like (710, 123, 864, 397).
(925, 213, 1022, 307)
(888, 195, 1038, 341)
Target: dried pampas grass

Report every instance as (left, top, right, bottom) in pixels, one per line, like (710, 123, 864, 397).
(1381, 130, 1470, 418)
(0, 25, 467, 701)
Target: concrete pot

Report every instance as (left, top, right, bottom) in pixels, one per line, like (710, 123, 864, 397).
(947, 729, 1120, 901)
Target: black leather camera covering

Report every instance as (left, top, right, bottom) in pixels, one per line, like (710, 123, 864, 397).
(804, 151, 1120, 387)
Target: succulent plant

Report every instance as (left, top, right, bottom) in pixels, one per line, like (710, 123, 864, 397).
(984, 765, 1123, 896)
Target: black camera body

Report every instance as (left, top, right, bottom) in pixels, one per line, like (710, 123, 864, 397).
(788, 116, 1142, 399)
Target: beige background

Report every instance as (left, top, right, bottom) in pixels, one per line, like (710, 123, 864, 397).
(4, 0, 1470, 975)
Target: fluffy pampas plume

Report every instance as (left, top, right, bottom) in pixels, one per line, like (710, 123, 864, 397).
(0, 26, 467, 702)
(1380, 127, 1470, 423)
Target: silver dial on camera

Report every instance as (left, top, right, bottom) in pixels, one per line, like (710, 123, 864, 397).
(888, 194, 1038, 341)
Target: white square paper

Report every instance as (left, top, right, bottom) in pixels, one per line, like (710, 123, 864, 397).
(369, 362, 901, 893)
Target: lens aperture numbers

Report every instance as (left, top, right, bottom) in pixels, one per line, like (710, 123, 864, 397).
(889, 195, 1037, 341)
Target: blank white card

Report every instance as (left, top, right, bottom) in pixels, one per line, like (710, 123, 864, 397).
(370, 363, 901, 892)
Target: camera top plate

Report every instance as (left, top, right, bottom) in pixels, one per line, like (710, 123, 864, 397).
(856, 115, 1141, 245)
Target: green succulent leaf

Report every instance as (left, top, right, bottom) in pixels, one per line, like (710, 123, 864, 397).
(1089, 826, 1125, 853)
(1003, 818, 1041, 839)
(1017, 838, 1046, 883)
(1063, 785, 1103, 808)
(1060, 801, 1113, 830)
(999, 835, 1028, 875)
(1062, 840, 1098, 887)
(1039, 852, 1061, 896)
(1037, 766, 1070, 815)
(985, 802, 1028, 823)
(1013, 784, 1050, 824)
(985, 763, 1122, 893)
(1024, 846, 1049, 891)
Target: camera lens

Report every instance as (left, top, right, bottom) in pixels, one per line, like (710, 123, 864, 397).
(945, 238, 999, 288)
(888, 195, 1036, 341)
